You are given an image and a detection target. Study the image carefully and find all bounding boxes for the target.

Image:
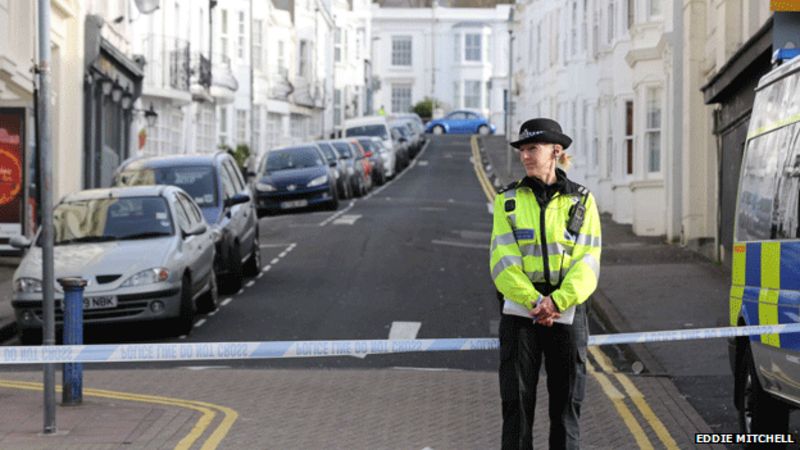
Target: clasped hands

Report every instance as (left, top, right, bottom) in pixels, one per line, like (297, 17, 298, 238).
(530, 296, 561, 327)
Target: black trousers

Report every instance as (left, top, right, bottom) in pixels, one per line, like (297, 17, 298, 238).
(499, 302, 589, 450)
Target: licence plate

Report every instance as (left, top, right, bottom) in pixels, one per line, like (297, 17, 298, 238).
(83, 296, 118, 310)
(280, 199, 308, 209)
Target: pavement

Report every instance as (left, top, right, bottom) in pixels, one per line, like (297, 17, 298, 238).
(0, 135, 733, 449)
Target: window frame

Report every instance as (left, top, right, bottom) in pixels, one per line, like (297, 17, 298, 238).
(391, 35, 413, 67)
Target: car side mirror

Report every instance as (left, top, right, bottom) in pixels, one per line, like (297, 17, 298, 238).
(224, 193, 251, 208)
(183, 223, 207, 238)
(329, 161, 337, 167)
(9, 235, 31, 249)
(399, 137, 407, 143)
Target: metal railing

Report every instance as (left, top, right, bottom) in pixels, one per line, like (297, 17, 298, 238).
(142, 35, 191, 92)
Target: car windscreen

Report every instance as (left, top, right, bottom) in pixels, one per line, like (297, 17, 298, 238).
(357, 139, 375, 152)
(116, 165, 218, 208)
(46, 196, 174, 245)
(264, 147, 324, 173)
(345, 125, 389, 140)
(332, 142, 353, 159)
(316, 143, 338, 162)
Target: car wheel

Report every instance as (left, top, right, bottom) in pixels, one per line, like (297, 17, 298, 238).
(244, 232, 262, 277)
(176, 275, 195, 335)
(196, 273, 219, 313)
(20, 329, 42, 345)
(433, 125, 445, 135)
(221, 243, 244, 294)
(327, 188, 340, 210)
(737, 341, 789, 439)
(478, 125, 490, 135)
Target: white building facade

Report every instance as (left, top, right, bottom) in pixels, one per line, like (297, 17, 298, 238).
(371, 3, 512, 131)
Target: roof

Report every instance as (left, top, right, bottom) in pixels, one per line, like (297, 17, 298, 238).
(121, 153, 225, 171)
(343, 115, 389, 127)
(63, 185, 174, 202)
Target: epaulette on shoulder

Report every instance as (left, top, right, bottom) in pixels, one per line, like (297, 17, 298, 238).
(497, 180, 519, 194)
(576, 184, 589, 196)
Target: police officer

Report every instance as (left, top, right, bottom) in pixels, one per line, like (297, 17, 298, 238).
(490, 118, 601, 449)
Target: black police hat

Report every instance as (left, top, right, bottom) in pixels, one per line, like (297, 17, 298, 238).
(509, 118, 572, 150)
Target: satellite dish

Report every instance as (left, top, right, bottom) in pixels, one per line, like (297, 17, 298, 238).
(134, 0, 160, 14)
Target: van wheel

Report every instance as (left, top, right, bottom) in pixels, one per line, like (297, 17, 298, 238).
(176, 275, 195, 335)
(433, 125, 445, 135)
(196, 272, 219, 313)
(737, 341, 789, 439)
(20, 329, 42, 345)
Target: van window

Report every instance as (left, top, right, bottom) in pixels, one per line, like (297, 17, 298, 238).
(345, 124, 389, 140)
(735, 125, 795, 241)
(772, 125, 800, 239)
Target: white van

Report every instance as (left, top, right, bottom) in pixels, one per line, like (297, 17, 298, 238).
(344, 115, 397, 178)
(729, 52, 800, 435)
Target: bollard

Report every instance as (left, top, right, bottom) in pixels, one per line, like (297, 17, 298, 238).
(58, 277, 86, 406)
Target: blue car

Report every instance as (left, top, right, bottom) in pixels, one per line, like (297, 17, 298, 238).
(425, 110, 496, 135)
(253, 145, 339, 216)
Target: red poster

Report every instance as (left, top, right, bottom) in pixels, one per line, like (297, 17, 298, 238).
(0, 111, 23, 225)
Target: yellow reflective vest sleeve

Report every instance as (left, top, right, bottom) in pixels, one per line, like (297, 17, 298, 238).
(489, 190, 543, 310)
(551, 193, 601, 311)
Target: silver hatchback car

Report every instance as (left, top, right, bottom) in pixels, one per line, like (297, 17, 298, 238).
(10, 185, 216, 343)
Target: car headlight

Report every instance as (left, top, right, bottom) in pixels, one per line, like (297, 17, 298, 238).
(120, 268, 170, 287)
(307, 175, 328, 187)
(256, 182, 276, 192)
(14, 278, 43, 293)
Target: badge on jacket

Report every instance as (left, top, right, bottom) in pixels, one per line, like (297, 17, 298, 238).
(504, 199, 516, 212)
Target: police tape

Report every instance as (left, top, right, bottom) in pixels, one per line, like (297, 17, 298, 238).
(2, 323, 800, 365)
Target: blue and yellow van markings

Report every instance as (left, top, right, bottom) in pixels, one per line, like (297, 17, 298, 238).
(745, 242, 762, 288)
(781, 242, 800, 290)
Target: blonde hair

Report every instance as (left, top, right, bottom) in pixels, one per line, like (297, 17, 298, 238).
(555, 144, 572, 170)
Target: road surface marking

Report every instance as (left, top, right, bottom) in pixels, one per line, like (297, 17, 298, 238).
(257, 273, 263, 279)
(319, 201, 355, 226)
(586, 369, 654, 449)
(418, 160, 429, 166)
(388, 321, 421, 340)
(333, 214, 362, 225)
(0, 379, 238, 450)
(270, 258, 279, 264)
(245, 281, 255, 288)
(262, 265, 272, 273)
(208, 310, 217, 317)
(431, 239, 488, 250)
(279, 252, 287, 258)
(236, 289, 244, 295)
(487, 202, 493, 214)
(419, 206, 447, 211)
(221, 298, 233, 307)
(194, 319, 207, 328)
(590, 347, 678, 449)
(260, 243, 294, 248)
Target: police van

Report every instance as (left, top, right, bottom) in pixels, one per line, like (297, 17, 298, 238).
(730, 50, 800, 435)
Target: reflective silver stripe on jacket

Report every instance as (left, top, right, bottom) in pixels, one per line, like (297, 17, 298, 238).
(492, 255, 523, 280)
(564, 230, 602, 248)
(524, 270, 562, 284)
(519, 243, 570, 258)
(571, 253, 600, 278)
(490, 232, 518, 252)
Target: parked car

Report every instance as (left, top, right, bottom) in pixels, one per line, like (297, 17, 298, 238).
(315, 141, 352, 199)
(425, 110, 496, 135)
(114, 152, 259, 294)
(330, 139, 370, 197)
(343, 115, 398, 171)
(356, 137, 388, 185)
(392, 121, 421, 159)
(389, 112, 426, 145)
(253, 144, 339, 215)
(390, 126, 411, 169)
(348, 139, 374, 193)
(10, 186, 216, 342)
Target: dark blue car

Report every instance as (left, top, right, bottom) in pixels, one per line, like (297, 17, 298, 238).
(114, 152, 260, 295)
(253, 145, 339, 216)
(425, 110, 496, 135)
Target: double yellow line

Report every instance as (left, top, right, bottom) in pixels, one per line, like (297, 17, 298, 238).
(470, 136, 678, 449)
(0, 379, 238, 449)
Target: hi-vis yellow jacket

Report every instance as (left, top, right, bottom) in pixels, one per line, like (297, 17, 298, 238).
(489, 174, 602, 312)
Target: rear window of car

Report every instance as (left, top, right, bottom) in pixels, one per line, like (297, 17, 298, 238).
(357, 139, 375, 151)
(332, 142, 353, 158)
(316, 143, 338, 162)
(115, 165, 218, 208)
(345, 124, 389, 140)
(264, 147, 324, 172)
(49, 196, 174, 245)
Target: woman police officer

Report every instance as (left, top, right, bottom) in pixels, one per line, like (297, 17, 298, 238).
(490, 118, 602, 449)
